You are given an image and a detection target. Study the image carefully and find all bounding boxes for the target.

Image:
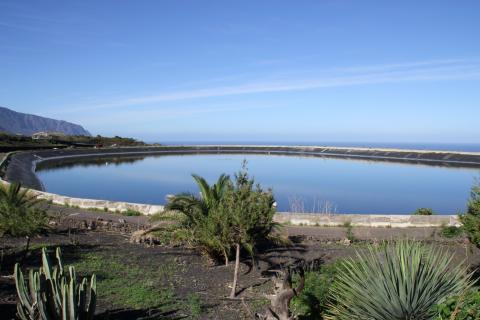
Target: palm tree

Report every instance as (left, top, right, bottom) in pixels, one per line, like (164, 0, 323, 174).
(0, 182, 41, 209)
(165, 173, 232, 265)
(0, 183, 47, 236)
(165, 173, 230, 225)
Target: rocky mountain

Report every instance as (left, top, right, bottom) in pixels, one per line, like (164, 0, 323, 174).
(0, 106, 91, 136)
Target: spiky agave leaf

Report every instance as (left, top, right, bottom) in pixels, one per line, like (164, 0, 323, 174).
(324, 240, 473, 320)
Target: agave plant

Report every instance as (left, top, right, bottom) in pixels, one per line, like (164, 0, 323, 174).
(325, 240, 473, 320)
(14, 247, 96, 320)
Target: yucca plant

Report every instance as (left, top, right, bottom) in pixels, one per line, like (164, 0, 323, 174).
(325, 241, 473, 320)
(14, 247, 96, 320)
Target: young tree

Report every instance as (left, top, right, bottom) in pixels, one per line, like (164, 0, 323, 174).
(211, 164, 277, 298)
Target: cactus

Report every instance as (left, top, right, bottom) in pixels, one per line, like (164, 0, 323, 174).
(14, 247, 96, 320)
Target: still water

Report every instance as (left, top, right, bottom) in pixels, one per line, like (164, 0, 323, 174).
(36, 154, 479, 214)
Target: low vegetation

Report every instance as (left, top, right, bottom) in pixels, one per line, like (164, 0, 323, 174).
(0, 131, 148, 152)
(0, 132, 65, 151)
(73, 251, 176, 311)
(435, 288, 480, 320)
(0, 183, 48, 236)
(291, 263, 339, 319)
(413, 207, 436, 215)
(55, 134, 147, 147)
(440, 225, 464, 238)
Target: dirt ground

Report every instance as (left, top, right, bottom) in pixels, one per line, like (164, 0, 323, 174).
(1, 207, 479, 320)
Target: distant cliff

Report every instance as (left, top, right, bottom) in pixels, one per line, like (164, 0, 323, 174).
(0, 106, 91, 136)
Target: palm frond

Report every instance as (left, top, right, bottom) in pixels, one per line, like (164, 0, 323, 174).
(0, 183, 41, 209)
(213, 174, 230, 200)
(192, 174, 214, 207)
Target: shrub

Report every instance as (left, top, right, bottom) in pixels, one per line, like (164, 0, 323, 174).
(123, 209, 142, 216)
(166, 163, 278, 298)
(440, 225, 464, 238)
(460, 183, 480, 247)
(435, 288, 480, 320)
(185, 293, 202, 318)
(291, 263, 339, 319)
(14, 247, 96, 320)
(0, 183, 48, 236)
(324, 241, 473, 320)
(413, 207, 435, 215)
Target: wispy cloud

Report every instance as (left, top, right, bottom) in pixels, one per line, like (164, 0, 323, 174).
(58, 58, 480, 113)
(71, 103, 279, 126)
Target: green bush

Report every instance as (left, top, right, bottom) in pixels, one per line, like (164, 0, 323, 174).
(324, 241, 473, 320)
(460, 184, 480, 247)
(291, 263, 339, 319)
(413, 207, 435, 215)
(440, 225, 464, 238)
(435, 288, 480, 320)
(0, 183, 48, 236)
(123, 209, 142, 216)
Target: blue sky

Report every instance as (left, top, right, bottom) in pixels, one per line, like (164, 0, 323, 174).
(1, 0, 479, 143)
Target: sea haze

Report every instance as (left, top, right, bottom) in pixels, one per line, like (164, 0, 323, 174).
(36, 154, 480, 214)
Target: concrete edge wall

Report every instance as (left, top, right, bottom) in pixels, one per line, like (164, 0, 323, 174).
(273, 213, 460, 228)
(0, 152, 164, 215)
(0, 178, 165, 215)
(0, 150, 462, 227)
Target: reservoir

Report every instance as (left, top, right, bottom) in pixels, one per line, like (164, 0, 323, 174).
(35, 153, 479, 214)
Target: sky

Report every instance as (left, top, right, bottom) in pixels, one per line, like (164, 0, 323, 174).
(1, 0, 480, 143)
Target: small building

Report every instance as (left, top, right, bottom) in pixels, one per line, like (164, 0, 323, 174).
(31, 132, 51, 140)
(31, 131, 66, 140)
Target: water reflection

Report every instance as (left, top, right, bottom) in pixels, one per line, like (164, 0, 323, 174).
(36, 154, 479, 214)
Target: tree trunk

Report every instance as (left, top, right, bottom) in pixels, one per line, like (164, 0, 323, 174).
(230, 243, 240, 298)
(223, 249, 229, 266)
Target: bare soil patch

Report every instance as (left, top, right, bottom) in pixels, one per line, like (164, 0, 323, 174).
(1, 208, 479, 319)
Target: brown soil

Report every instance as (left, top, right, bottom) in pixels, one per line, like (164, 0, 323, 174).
(1, 207, 479, 320)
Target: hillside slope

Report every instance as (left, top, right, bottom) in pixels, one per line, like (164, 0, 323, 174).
(0, 106, 90, 136)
